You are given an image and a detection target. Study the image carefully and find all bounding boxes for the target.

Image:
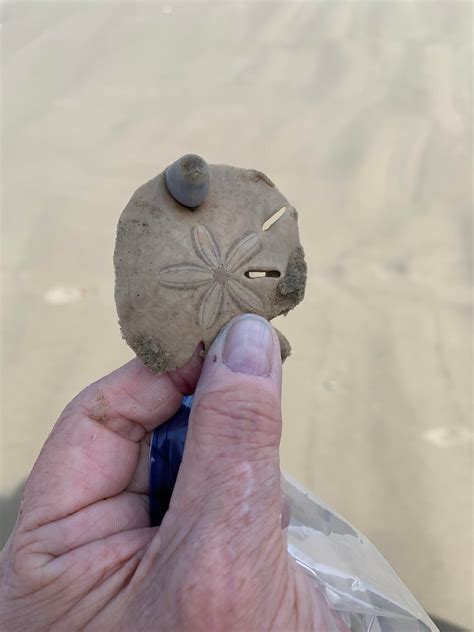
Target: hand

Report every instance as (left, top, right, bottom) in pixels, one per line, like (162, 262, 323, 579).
(0, 315, 347, 631)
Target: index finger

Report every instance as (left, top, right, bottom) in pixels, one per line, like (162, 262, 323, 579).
(20, 347, 203, 530)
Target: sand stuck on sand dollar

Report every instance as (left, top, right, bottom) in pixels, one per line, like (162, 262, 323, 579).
(114, 155, 307, 373)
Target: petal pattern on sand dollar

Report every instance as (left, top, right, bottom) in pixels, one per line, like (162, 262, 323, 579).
(198, 282, 225, 329)
(227, 278, 264, 312)
(159, 263, 213, 289)
(192, 223, 222, 268)
(159, 224, 266, 328)
(225, 232, 261, 273)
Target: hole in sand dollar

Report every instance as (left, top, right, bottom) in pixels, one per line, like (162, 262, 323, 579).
(245, 270, 281, 279)
(262, 206, 287, 231)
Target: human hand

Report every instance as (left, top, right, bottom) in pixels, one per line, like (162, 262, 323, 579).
(0, 315, 348, 631)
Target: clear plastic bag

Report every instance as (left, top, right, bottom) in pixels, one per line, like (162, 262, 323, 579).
(282, 472, 438, 631)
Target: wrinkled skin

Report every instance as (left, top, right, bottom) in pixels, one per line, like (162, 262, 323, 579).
(0, 316, 348, 632)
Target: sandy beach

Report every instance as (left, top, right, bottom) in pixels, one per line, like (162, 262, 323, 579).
(1, 2, 472, 628)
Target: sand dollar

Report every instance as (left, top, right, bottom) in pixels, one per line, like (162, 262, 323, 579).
(114, 156, 307, 373)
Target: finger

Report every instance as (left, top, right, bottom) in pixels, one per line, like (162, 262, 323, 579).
(20, 347, 203, 530)
(163, 315, 283, 543)
(128, 438, 294, 523)
(32, 528, 157, 628)
(126, 432, 152, 494)
(18, 492, 150, 558)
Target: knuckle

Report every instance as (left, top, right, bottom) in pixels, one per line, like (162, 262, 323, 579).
(194, 381, 281, 446)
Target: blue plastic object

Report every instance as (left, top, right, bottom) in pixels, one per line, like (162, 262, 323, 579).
(149, 395, 193, 526)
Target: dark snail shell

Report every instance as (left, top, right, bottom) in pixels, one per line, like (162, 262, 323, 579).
(165, 154, 209, 208)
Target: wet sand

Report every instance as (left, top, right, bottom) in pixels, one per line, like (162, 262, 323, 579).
(1, 2, 472, 628)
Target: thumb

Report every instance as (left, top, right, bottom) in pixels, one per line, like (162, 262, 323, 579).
(168, 314, 283, 533)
